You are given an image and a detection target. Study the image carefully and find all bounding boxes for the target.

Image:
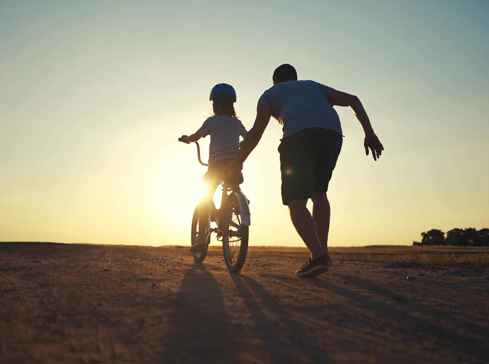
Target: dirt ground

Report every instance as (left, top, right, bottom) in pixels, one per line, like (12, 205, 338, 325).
(1, 243, 488, 364)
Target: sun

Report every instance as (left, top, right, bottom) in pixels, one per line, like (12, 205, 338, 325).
(149, 141, 234, 243)
(149, 150, 211, 241)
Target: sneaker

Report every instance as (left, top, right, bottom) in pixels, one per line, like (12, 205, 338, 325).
(296, 254, 330, 278)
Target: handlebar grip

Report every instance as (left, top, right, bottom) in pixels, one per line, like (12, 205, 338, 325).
(178, 137, 185, 142)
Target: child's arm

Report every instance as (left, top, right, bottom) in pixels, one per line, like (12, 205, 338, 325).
(179, 133, 200, 144)
(179, 119, 210, 144)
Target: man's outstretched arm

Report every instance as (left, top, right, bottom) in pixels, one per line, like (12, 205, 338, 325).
(240, 100, 272, 162)
(328, 89, 384, 161)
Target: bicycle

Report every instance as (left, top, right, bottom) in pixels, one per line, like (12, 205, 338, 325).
(178, 138, 251, 273)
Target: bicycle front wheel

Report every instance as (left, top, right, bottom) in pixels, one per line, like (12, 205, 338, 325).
(191, 204, 210, 264)
(221, 192, 249, 274)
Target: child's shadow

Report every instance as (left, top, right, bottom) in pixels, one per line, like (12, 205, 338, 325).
(163, 264, 234, 364)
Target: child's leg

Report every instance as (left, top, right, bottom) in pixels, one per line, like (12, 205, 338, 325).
(206, 180, 219, 220)
(199, 176, 219, 223)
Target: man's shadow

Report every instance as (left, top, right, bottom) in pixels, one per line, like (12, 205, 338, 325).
(308, 274, 489, 361)
(162, 264, 234, 364)
(231, 274, 330, 364)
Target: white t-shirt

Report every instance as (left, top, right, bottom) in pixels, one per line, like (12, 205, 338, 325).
(259, 80, 342, 138)
(196, 115, 247, 162)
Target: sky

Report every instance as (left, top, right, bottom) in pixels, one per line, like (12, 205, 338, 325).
(1, 0, 488, 246)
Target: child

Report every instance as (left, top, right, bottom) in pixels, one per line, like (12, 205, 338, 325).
(179, 83, 247, 206)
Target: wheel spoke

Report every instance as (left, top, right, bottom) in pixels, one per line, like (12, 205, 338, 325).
(221, 193, 249, 272)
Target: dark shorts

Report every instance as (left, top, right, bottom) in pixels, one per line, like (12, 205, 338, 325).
(205, 158, 243, 188)
(278, 128, 342, 205)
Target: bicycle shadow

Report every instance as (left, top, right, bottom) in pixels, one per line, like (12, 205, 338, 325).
(162, 264, 235, 364)
(231, 274, 330, 364)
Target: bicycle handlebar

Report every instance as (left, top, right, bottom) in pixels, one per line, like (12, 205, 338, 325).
(178, 137, 208, 166)
(194, 141, 208, 166)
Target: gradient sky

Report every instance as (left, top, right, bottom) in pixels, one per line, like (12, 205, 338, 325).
(2, 0, 488, 246)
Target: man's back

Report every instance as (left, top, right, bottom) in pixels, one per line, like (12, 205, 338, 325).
(260, 80, 342, 138)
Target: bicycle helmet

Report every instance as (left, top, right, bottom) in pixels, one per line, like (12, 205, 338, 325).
(209, 83, 237, 103)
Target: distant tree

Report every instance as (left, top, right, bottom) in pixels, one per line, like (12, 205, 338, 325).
(446, 228, 465, 245)
(464, 228, 478, 246)
(418, 227, 489, 247)
(477, 228, 489, 246)
(421, 229, 445, 245)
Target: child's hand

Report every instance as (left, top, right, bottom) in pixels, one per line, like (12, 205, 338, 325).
(178, 135, 190, 144)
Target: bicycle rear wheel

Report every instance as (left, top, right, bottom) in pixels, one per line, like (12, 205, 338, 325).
(221, 192, 249, 273)
(191, 204, 210, 264)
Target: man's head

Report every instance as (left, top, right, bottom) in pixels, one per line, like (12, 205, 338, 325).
(273, 64, 298, 84)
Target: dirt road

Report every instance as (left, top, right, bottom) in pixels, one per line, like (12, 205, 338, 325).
(1, 243, 488, 364)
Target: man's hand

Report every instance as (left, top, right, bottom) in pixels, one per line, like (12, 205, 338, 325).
(364, 132, 384, 161)
(178, 135, 190, 144)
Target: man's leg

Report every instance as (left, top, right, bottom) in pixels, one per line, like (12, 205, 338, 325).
(312, 192, 330, 252)
(288, 199, 324, 259)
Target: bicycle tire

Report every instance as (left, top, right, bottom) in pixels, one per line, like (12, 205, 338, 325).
(191, 204, 210, 264)
(221, 192, 249, 273)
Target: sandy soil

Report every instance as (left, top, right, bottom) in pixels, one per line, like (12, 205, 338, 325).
(1, 243, 489, 364)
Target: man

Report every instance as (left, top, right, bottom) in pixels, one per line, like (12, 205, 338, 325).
(240, 64, 384, 278)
